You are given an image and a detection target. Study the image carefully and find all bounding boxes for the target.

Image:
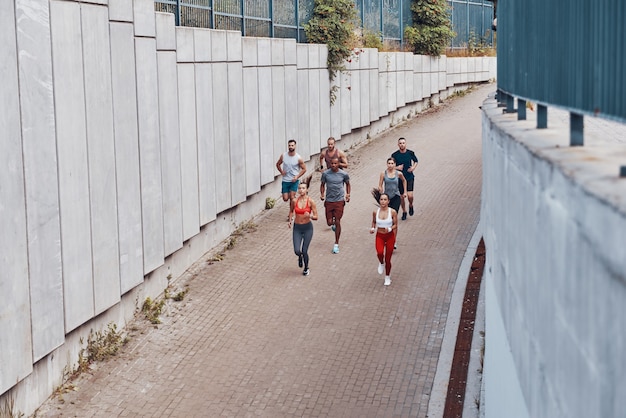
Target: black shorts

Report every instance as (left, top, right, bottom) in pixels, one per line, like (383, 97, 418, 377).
(389, 195, 401, 213)
(398, 178, 414, 194)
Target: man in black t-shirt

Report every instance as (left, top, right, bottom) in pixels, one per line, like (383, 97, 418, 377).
(391, 137, 419, 220)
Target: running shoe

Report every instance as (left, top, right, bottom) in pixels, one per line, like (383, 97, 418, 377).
(298, 253, 303, 268)
(332, 244, 339, 254)
(303, 268, 310, 276)
(394, 244, 397, 250)
(409, 206, 414, 216)
(378, 263, 384, 275)
(384, 276, 391, 286)
(401, 212, 407, 221)
(331, 224, 336, 231)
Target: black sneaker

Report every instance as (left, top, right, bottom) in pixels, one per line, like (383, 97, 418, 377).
(298, 254, 303, 268)
(409, 206, 414, 216)
(401, 212, 407, 221)
(303, 268, 310, 276)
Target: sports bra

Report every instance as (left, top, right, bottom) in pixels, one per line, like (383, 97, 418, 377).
(294, 197, 311, 215)
(376, 208, 393, 229)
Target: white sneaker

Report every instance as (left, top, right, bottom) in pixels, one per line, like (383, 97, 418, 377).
(384, 276, 391, 286)
(377, 263, 384, 275)
(332, 244, 339, 254)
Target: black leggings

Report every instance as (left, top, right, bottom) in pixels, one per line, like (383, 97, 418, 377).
(389, 194, 401, 213)
(293, 222, 314, 268)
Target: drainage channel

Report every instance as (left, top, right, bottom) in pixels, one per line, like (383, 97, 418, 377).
(443, 237, 486, 417)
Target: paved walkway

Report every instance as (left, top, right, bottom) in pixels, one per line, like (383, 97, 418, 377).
(36, 83, 494, 418)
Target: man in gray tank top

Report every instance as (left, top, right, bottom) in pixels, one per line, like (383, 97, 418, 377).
(276, 139, 306, 214)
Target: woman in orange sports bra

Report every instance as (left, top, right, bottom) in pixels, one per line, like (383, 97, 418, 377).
(288, 176, 318, 275)
(370, 192, 398, 286)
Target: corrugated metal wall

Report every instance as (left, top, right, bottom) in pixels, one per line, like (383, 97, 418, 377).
(498, 0, 625, 123)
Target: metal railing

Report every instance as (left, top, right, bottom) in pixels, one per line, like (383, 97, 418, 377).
(154, 0, 494, 48)
(496, 0, 626, 146)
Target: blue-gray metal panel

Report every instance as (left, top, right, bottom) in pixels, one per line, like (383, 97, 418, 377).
(498, 0, 625, 123)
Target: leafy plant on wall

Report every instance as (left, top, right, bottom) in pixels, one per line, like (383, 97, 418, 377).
(304, 0, 359, 85)
(405, 0, 456, 56)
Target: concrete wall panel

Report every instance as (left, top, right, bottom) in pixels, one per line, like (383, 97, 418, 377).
(211, 30, 227, 62)
(340, 71, 352, 135)
(350, 69, 361, 129)
(369, 69, 379, 122)
(133, 0, 155, 37)
(81, 4, 121, 314)
(0, 0, 32, 394)
(227, 30, 242, 61)
(155, 12, 175, 51)
(297, 68, 310, 159)
(242, 37, 258, 67)
(50, 0, 95, 331)
(308, 68, 321, 160)
(272, 66, 287, 163)
(212, 62, 231, 211)
(319, 69, 331, 149)
(228, 62, 246, 205)
(194, 29, 212, 62)
(110, 22, 144, 294)
(175, 27, 194, 62)
(177, 64, 200, 240)
(243, 66, 261, 196)
(135, 37, 165, 273)
(15, 0, 64, 362)
(157, 51, 183, 256)
(387, 72, 397, 113)
(195, 63, 217, 224)
(285, 64, 298, 151)
(258, 66, 275, 185)
(109, 0, 133, 22)
(360, 69, 370, 126)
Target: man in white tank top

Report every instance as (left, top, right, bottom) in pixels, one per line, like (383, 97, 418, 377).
(276, 139, 307, 214)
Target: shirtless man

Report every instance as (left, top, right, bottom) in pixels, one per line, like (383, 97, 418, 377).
(319, 137, 348, 171)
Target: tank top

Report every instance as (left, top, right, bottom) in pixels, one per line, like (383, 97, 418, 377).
(383, 170, 401, 197)
(294, 197, 311, 215)
(376, 208, 393, 229)
(282, 152, 301, 182)
(323, 149, 339, 168)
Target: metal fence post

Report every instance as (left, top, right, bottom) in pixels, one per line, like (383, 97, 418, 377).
(537, 104, 547, 129)
(570, 113, 584, 146)
(517, 99, 526, 120)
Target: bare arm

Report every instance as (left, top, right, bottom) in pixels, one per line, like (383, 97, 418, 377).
(309, 200, 318, 221)
(319, 151, 325, 171)
(391, 209, 398, 232)
(276, 155, 284, 176)
(338, 150, 348, 169)
(345, 181, 351, 202)
(293, 158, 307, 182)
(399, 172, 408, 197)
(378, 172, 385, 192)
(370, 210, 377, 233)
(320, 182, 325, 200)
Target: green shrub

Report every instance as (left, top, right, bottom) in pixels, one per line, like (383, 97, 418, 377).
(304, 0, 359, 82)
(405, 0, 456, 56)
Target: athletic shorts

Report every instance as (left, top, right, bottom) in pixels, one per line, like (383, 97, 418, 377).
(324, 200, 345, 222)
(398, 178, 414, 194)
(282, 180, 299, 194)
(389, 195, 401, 213)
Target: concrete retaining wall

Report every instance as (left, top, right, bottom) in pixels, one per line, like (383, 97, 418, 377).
(481, 95, 626, 417)
(0, 0, 495, 413)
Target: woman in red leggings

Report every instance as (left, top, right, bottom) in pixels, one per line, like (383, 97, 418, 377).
(370, 193, 398, 286)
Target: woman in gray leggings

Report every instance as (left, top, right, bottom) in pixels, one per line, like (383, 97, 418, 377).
(288, 176, 318, 275)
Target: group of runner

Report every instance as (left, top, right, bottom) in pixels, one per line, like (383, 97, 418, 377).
(275, 136, 418, 285)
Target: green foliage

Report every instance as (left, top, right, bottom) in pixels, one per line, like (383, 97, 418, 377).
(405, 0, 456, 56)
(142, 297, 166, 324)
(361, 29, 384, 50)
(304, 0, 359, 82)
(78, 323, 127, 371)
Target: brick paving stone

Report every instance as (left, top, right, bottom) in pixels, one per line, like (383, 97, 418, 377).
(34, 83, 493, 418)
